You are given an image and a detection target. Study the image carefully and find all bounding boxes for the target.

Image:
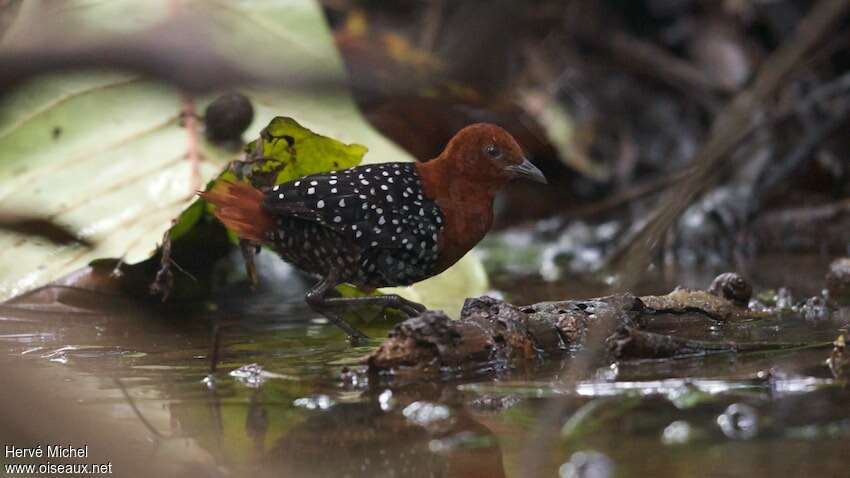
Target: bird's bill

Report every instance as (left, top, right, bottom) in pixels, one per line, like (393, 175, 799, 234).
(506, 158, 547, 184)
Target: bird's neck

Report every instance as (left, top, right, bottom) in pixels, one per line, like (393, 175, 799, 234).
(416, 157, 498, 273)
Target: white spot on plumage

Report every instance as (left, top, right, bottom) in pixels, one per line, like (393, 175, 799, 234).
(310, 181, 318, 186)
(378, 216, 386, 225)
(386, 195, 393, 202)
(278, 193, 284, 199)
(307, 187, 315, 195)
(334, 216, 342, 223)
(329, 180, 337, 185)
(361, 180, 369, 185)
(339, 198, 346, 207)
(317, 200, 325, 208)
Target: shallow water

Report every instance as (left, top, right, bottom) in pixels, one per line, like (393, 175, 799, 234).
(0, 254, 848, 478)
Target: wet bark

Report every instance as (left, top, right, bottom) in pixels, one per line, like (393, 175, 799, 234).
(365, 273, 830, 378)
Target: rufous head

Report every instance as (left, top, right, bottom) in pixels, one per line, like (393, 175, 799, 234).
(438, 123, 547, 186)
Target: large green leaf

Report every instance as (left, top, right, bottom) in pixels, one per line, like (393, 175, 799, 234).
(0, 0, 487, 314)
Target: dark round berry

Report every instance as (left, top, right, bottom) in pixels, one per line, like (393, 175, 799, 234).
(204, 92, 254, 144)
(708, 272, 752, 307)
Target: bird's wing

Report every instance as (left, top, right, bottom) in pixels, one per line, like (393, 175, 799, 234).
(262, 163, 433, 251)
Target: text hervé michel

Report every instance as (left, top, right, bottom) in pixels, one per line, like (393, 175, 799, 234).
(6, 444, 89, 459)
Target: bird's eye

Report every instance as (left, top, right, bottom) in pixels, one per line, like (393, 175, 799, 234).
(484, 144, 503, 159)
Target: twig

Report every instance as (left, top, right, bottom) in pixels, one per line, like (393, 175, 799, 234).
(113, 377, 167, 439)
(608, 326, 823, 360)
(180, 95, 204, 193)
(607, 0, 850, 287)
(574, 28, 731, 111)
(0, 17, 343, 97)
(418, 0, 445, 52)
(560, 168, 691, 220)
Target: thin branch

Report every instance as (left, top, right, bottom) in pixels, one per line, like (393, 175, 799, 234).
(607, 0, 850, 287)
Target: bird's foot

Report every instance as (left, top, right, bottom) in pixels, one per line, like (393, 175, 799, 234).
(321, 310, 370, 343)
(391, 298, 427, 317)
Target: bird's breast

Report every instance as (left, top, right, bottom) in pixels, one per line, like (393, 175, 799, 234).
(433, 197, 494, 273)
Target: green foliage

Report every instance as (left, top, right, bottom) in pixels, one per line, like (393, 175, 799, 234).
(251, 117, 368, 186)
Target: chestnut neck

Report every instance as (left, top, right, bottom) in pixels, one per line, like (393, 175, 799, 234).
(415, 154, 504, 272)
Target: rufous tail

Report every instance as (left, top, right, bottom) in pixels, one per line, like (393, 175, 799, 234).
(200, 180, 273, 243)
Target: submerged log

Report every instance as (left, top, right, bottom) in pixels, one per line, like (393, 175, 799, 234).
(366, 294, 645, 376)
(365, 272, 834, 378)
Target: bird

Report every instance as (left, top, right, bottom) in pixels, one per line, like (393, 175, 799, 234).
(201, 123, 546, 341)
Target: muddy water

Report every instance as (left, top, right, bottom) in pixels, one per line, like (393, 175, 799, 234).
(0, 255, 848, 478)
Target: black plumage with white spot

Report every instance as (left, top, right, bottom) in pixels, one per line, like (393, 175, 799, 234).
(262, 162, 444, 288)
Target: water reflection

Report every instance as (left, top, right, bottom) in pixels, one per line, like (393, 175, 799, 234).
(268, 399, 504, 478)
(0, 271, 849, 477)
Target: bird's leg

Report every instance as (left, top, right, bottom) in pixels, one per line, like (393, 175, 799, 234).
(305, 274, 370, 343)
(321, 295, 427, 318)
